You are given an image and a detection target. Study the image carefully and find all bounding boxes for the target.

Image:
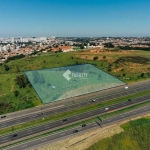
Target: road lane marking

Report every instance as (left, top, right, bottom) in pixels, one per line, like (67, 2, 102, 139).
(2, 140, 8, 143)
(27, 131, 33, 133)
(44, 124, 49, 127)
(45, 126, 50, 129)
(21, 145, 27, 148)
(41, 138, 47, 141)
(2, 137, 8, 139)
(1, 125, 6, 128)
(28, 130, 32, 132)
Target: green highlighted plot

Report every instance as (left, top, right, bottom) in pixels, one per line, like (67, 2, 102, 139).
(25, 64, 126, 104)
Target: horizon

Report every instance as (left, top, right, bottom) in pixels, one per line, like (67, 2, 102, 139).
(0, 0, 150, 37)
(1, 36, 150, 38)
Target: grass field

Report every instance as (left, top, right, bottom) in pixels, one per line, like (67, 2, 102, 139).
(86, 117, 150, 150)
(75, 50, 150, 82)
(0, 50, 150, 114)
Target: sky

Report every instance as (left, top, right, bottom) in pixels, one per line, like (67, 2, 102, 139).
(0, 0, 150, 37)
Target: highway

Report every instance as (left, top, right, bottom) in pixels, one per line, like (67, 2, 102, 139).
(0, 82, 150, 129)
(0, 93, 150, 146)
(4, 104, 150, 150)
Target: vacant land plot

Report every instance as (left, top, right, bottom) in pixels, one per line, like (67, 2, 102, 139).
(25, 64, 125, 104)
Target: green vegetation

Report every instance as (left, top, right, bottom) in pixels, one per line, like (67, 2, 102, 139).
(104, 42, 114, 48)
(86, 117, 150, 150)
(114, 56, 150, 65)
(75, 50, 150, 82)
(118, 46, 150, 51)
(0, 50, 150, 114)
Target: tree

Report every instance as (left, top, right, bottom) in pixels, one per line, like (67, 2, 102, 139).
(14, 90, 19, 96)
(93, 56, 98, 60)
(4, 64, 10, 71)
(140, 73, 145, 77)
(123, 73, 126, 77)
(103, 56, 106, 59)
(104, 42, 114, 48)
(47, 83, 51, 87)
(32, 71, 40, 84)
(15, 65, 20, 73)
(15, 75, 29, 88)
(80, 45, 84, 49)
(40, 75, 45, 84)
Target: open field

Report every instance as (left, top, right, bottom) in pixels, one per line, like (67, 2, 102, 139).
(0, 50, 150, 114)
(75, 49, 150, 83)
(86, 116, 150, 150)
(25, 64, 125, 104)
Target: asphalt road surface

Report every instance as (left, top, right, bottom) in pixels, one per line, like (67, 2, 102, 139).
(0, 82, 150, 129)
(0, 94, 150, 146)
(4, 104, 150, 150)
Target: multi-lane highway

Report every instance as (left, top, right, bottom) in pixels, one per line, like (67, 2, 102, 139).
(0, 93, 150, 146)
(0, 82, 150, 129)
(3, 104, 150, 150)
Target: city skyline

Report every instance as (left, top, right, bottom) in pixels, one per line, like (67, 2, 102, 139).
(0, 0, 150, 37)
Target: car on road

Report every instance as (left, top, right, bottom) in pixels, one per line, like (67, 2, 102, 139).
(105, 107, 109, 110)
(13, 134, 18, 137)
(128, 99, 132, 101)
(82, 124, 87, 127)
(73, 130, 79, 133)
(92, 100, 96, 102)
(63, 119, 67, 122)
(1, 115, 6, 118)
(33, 114, 38, 117)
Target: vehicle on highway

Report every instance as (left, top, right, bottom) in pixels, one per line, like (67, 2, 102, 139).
(82, 124, 87, 127)
(13, 134, 17, 137)
(33, 114, 38, 117)
(128, 99, 132, 101)
(73, 130, 79, 133)
(105, 107, 109, 110)
(1, 115, 6, 118)
(63, 119, 67, 122)
(92, 99, 96, 102)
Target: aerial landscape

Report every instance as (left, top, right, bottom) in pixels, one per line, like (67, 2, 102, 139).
(0, 0, 150, 150)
